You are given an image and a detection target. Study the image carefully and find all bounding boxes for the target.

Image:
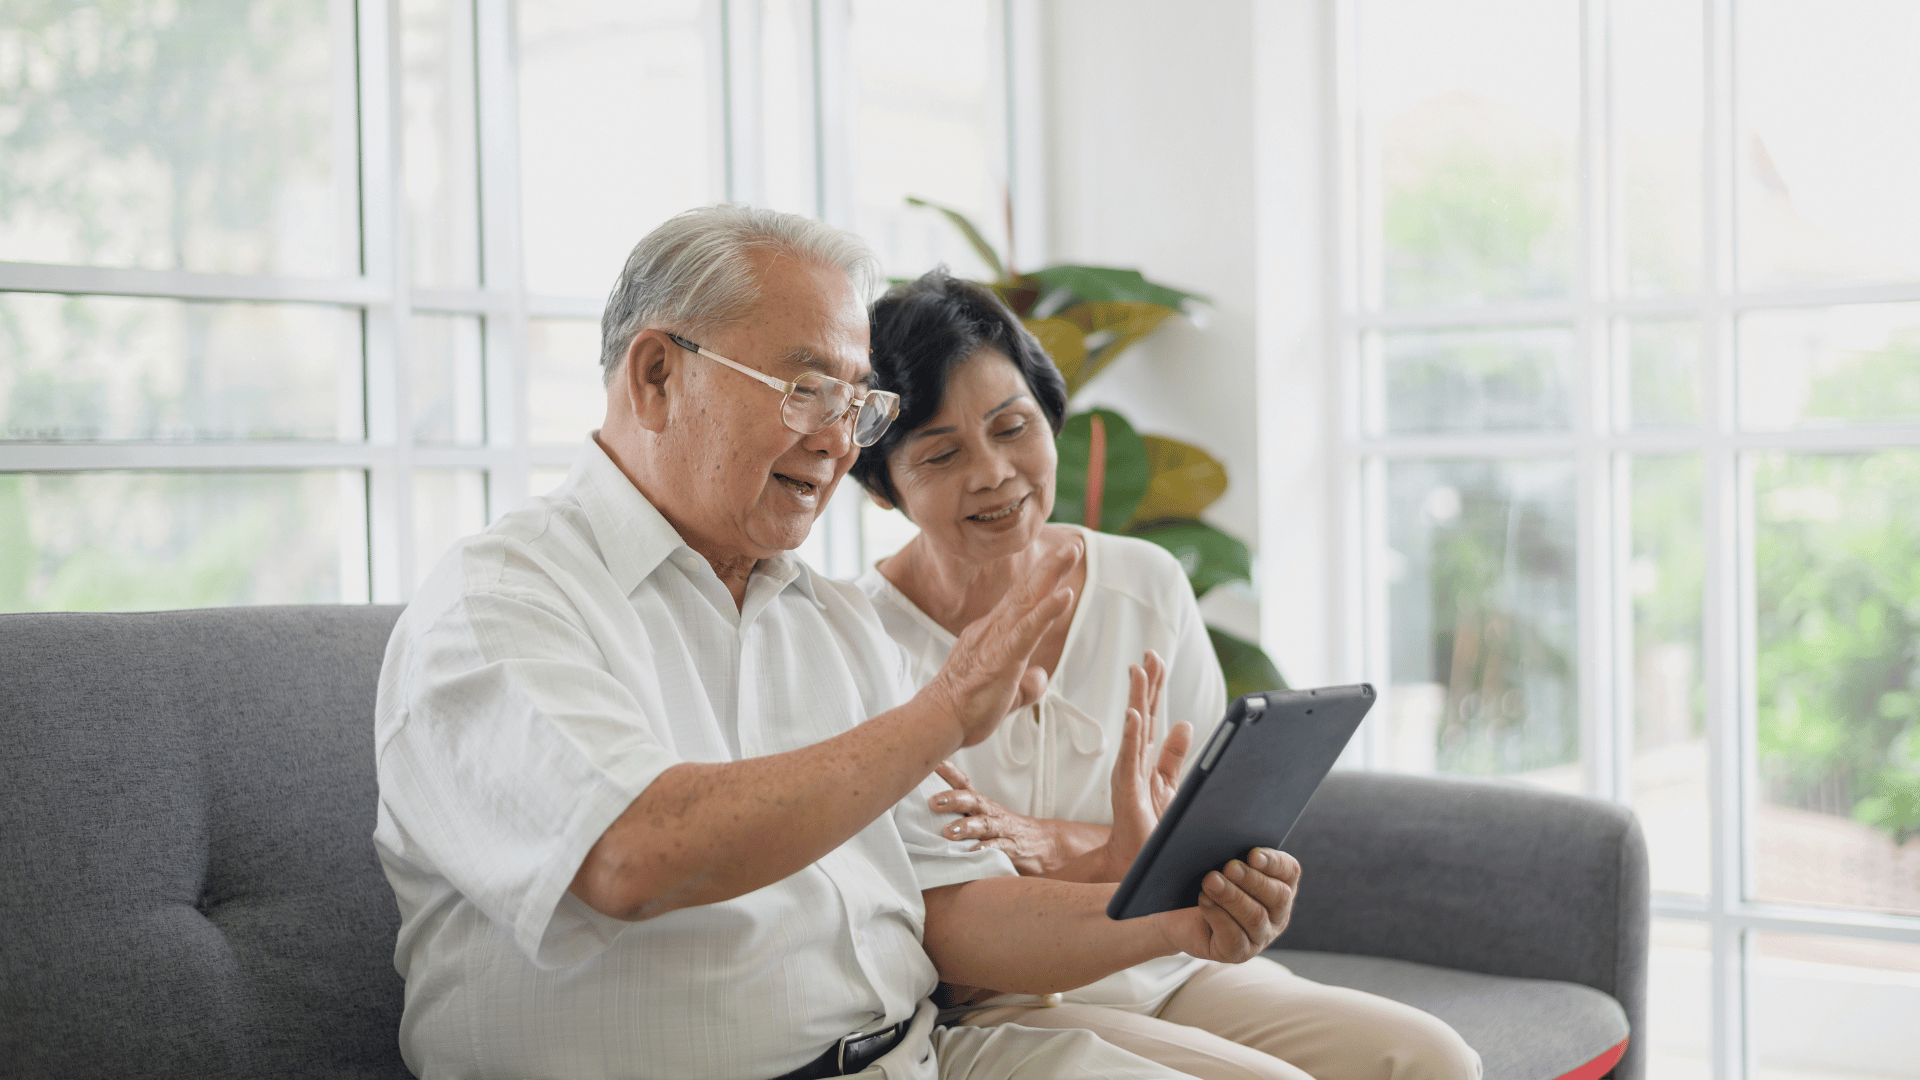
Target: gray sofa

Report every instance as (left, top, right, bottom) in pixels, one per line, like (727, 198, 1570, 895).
(0, 606, 1646, 1080)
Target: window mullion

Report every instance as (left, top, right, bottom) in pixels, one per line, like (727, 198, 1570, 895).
(477, 0, 530, 518)
(358, 0, 411, 603)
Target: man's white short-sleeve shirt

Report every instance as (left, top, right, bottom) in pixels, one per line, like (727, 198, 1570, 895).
(373, 437, 1013, 1080)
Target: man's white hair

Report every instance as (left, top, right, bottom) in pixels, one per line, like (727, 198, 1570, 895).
(599, 204, 881, 384)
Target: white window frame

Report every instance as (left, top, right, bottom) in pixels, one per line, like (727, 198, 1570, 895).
(1, 0, 1030, 600)
(1256, 0, 1920, 1075)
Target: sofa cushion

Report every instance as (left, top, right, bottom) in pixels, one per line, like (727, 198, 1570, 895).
(1268, 949, 1630, 1080)
(0, 606, 410, 1080)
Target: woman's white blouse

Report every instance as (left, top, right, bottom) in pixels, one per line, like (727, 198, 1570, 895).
(858, 526, 1230, 1011)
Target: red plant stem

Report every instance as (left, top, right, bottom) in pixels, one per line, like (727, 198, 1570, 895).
(1085, 413, 1107, 530)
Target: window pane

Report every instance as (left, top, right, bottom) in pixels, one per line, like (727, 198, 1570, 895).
(1739, 0, 1920, 291)
(1630, 455, 1707, 897)
(758, 0, 815, 217)
(0, 1, 357, 276)
(413, 468, 486, 588)
(1754, 451, 1920, 917)
(1749, 932, 1920, 1079)
(518, 0, 714, 297)
(1613, 0, 1703, 296)
(1385, 459, 1580, 782)
(404, 0, 480, 286)
(860, 494, 919, 573)
(1740, 303, 1920, 431)
(529, 467, 571, 496)
(409, 314, 483, 444)
(1378, 326, 1576, 435)
(850, 0, 1002, 280)
(527, 317, 603, 444)
(1623, 319, 1703, 431)
(0, 470, 363, 611)
(1646, 919, 1709, 1080)
(1359, 0, 1579, 308)
(0, 293, 362, 442)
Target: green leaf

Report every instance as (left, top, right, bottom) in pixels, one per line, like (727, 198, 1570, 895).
(905, 196, 1006, 280)
(1129, 519, 1251, 598)
(1052, 409, 1150, 533)
(1208, 627, 1289, 700)
(1025, 265, 1208, 311)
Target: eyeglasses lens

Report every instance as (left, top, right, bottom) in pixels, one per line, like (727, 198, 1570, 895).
(852, 394, 897, 447)
(781, 373, 849, 435)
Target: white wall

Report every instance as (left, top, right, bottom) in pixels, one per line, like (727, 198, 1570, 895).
(1038, 0, 1335, 684)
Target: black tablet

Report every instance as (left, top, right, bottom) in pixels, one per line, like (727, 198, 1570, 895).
(1106, 684, 1375, 920)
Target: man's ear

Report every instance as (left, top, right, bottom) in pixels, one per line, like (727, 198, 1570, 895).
(623, 330, 674, 433)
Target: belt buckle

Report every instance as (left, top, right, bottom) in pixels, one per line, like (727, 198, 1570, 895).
(834, 1021, 896, 1075)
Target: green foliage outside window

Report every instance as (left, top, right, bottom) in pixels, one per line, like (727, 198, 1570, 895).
(1757, 450, 1920, 842)
(1383, 109, 1920, 841)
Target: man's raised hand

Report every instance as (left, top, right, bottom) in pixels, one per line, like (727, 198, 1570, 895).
(920, 540, 1081, 749)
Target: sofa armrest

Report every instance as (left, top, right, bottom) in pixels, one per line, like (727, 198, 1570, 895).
(1275, 771, 1649, 1080)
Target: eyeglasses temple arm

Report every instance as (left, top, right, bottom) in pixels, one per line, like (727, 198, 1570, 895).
(667, 333, 794, 394)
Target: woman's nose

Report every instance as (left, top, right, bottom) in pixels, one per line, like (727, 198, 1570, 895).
(968, 447, 1018, 491)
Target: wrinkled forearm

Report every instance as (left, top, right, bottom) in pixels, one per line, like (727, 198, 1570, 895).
(569, 696, 961, 921)
(920, 876, 1173, 994)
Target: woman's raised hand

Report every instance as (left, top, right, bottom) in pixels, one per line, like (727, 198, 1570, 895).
(1103, 650, 1192, 880)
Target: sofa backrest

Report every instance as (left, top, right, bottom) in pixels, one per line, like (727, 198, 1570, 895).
(0, 605, 411, 1080)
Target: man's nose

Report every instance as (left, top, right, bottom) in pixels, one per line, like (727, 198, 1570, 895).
(804, 407, 856, 456)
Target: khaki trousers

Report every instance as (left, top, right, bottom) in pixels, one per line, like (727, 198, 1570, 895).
(953, 958, 1482, 1080)
(850, 999, 1193, 1080)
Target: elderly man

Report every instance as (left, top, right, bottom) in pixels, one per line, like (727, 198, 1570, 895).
(373, 205, 1300, 1080)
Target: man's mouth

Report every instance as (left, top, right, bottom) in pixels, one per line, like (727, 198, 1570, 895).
(773, 472, 819, 497)
(967, 495, 1027, 523)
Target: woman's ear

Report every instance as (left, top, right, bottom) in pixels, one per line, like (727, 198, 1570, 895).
(865, 484, 911, 522)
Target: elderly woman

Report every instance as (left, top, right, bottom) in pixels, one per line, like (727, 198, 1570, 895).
(852, 270, 1481, 1080)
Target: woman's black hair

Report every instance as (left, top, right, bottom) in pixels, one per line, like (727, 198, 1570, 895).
(852, 268, 1069, 508)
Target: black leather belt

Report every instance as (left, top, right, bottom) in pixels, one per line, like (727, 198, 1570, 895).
(768, 1020, 909, 1080)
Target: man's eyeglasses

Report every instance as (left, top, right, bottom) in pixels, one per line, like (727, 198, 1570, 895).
(667, 332, 900, 448)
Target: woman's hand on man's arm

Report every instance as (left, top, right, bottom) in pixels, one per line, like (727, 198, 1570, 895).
(929, 761, 1108, 877)
(927, 650, 1192, 885)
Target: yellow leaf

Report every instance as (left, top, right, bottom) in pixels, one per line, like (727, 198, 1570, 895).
(1060, 301, 1180, 390)
(1129, 435, 1229, 524)
(1024, 317, 1088, 391)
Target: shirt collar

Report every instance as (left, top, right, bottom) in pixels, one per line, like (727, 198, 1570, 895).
(565, 434, 826, 609)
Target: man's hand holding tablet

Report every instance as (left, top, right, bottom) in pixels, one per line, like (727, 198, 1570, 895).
(1108, 684, 1376, 922)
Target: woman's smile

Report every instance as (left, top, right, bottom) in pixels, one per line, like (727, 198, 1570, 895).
(967, 493, 1030, 524)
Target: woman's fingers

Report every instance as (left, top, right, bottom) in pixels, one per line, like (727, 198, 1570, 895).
(1142, 649, 1167, 725)
(1115, 706, 1148, 793)
(1155, 720, 1194, 785)
(944, 812, 1002, 841)
(934, 760, 973, 792)
(930, 788, 986, 816)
